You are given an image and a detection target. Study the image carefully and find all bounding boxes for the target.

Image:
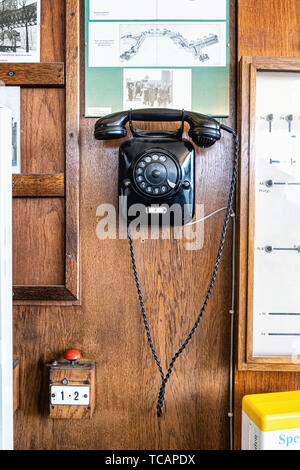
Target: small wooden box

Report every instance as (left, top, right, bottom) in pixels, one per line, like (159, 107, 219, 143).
(48, 361, 95, 419)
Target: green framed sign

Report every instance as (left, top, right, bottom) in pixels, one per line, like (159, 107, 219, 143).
(85, 0, 230, 117)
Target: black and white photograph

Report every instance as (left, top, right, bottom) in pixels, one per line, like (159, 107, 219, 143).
(0, 0, 40, 62)
(0, 85, 20, 173)
(123, 68, 191, 111)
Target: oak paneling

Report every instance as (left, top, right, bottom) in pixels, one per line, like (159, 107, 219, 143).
(13, 174, 65, 198)
(40, 0, 66, 63)
(12, 199, 65, 286)
(235, 0, 300, 449)
(0, 63, 64, 86)
(20, 88, 65, 174)
(237, 0, 300, 58)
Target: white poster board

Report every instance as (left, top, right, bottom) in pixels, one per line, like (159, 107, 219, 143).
(0, 106, 13, 450)
(253, 71, 300, 358)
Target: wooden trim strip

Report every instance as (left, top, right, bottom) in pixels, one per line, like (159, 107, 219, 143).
(246, 63, 257, 363)
(0, 63, 65, 86)
(65, 0, 81, 300)
(12, 174, 65, 198)
(251, 56, 300, 71)
(13, 286, 77, 302)
(237, 56, 252, 369)
(13, 360, 19, 414)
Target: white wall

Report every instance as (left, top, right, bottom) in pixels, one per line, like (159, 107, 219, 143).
(0, 105, 13, 450)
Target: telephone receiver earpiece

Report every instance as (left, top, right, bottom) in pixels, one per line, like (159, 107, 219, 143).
(94, 108, 222, 148)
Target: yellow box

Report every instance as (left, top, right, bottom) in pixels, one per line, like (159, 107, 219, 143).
(242, 391, 300, 450)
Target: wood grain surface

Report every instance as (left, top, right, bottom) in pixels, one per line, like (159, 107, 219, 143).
(13, 361, 19, 414)
(0, 63, 64, 86)
(65, 0, 81, 300)
(12, 174, 64, 198)
(235, 0, 300, 449)
(12, 198, 65, 286)
(13, 0, 237, 450)
(20, 88, 66, 174)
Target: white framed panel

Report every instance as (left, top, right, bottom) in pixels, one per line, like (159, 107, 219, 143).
(0, 105, 13, 450)
(252, 71, 300, 358)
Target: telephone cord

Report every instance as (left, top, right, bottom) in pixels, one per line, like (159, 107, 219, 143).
(128, 128, 239, 418)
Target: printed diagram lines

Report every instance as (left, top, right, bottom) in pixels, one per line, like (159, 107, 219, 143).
(120, 27, 219, 63)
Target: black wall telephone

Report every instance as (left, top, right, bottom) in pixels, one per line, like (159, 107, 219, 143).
(95, 108, 229, 225)
(95, 109, 239, 417)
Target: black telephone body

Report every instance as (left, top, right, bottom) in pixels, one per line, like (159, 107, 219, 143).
(94, 108, 222, 226)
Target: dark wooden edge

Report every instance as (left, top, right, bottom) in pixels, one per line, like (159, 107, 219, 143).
(13, 360, 20, 414)
(13, 286, 77, 302)
(13, 174, 65, 198)
(65, 0, 81, 300)
(251, 55, 300, 70)
(236, 56, 251, 370)
(237, 56, 300, 371)
(0, 63, 65, 86)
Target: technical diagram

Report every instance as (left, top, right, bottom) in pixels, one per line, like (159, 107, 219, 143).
(120, 28, 219, 63)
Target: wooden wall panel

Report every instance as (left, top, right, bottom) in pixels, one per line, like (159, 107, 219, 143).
(237, 0, 300, 57)
(235, 0, 300, 449)
(13, 0, 237, 450)
(40, 0, 65, 63)
(12, 199, 65, 286)
(21, 88, 65, 174)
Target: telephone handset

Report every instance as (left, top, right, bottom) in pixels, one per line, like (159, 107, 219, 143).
(94, 109, 239, 417)
(95, 108, 233, 225)
(95, 108, 222, 147)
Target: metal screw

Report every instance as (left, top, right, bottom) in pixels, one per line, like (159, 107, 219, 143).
(70, 11, 75, 17)
(69, 253, 75, 259)
(62, 378, 69, 385)
(123, 179, 131, 188)
(8, 71, 15, 77)
(51, 393, 55, 398)
(182, 180, 190, 189)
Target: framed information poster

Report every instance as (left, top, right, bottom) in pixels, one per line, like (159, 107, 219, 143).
(238, 56, 300, 371)
(84, 0, 230, 117)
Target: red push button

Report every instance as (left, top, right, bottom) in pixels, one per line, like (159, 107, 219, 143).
(64, 349, 81, 363)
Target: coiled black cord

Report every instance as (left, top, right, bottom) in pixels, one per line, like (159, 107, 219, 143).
(128, 128, 239, 417)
